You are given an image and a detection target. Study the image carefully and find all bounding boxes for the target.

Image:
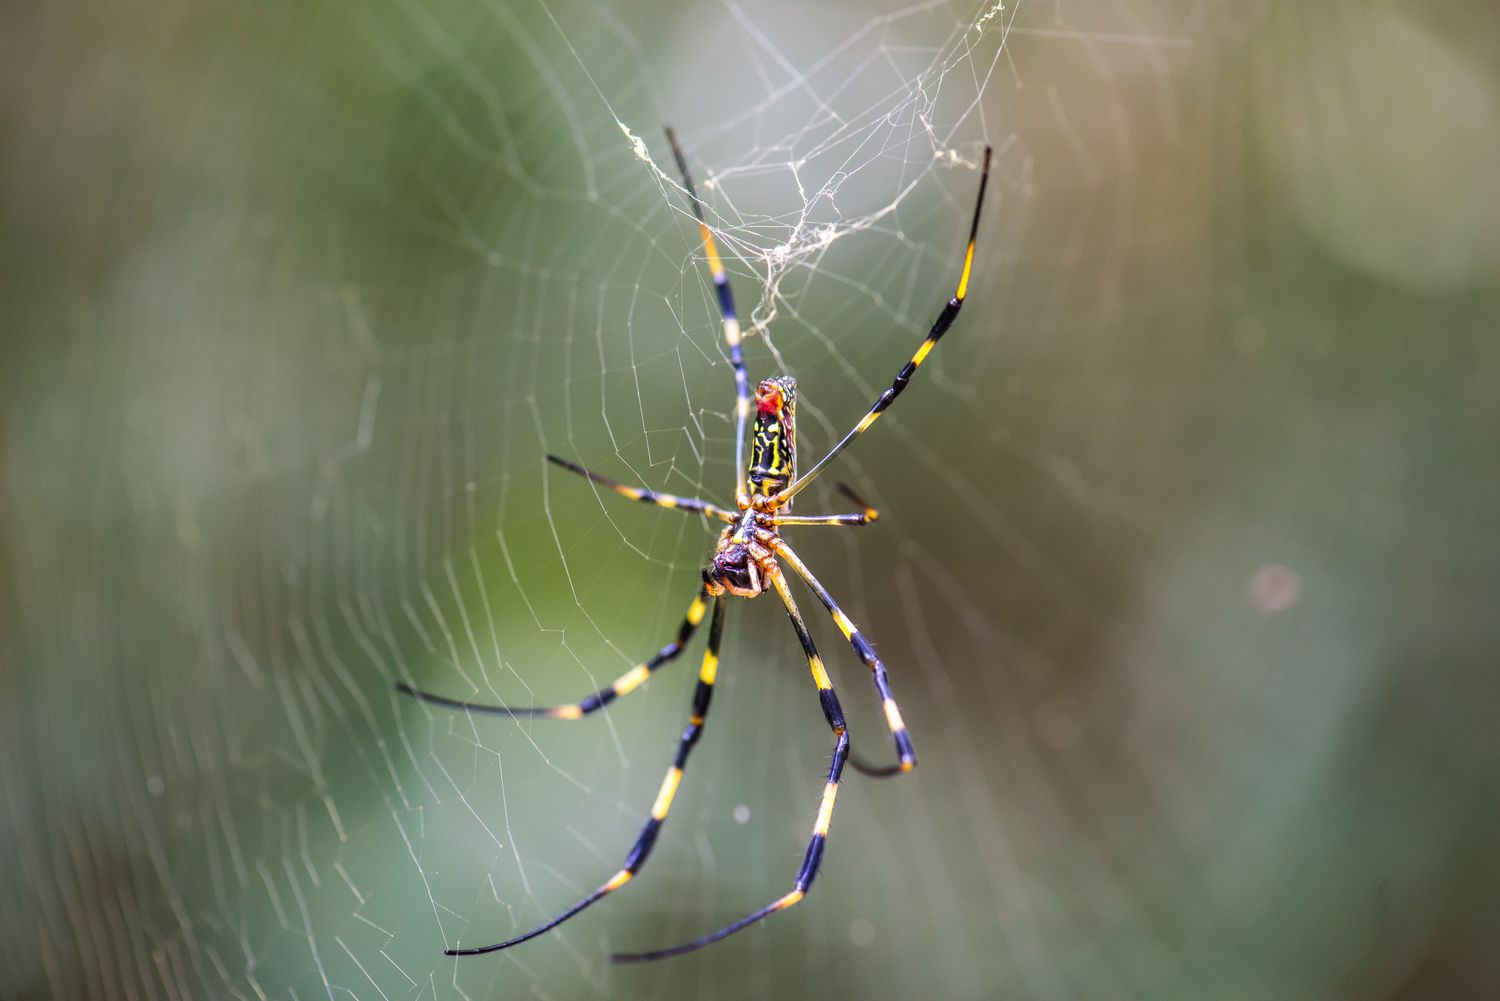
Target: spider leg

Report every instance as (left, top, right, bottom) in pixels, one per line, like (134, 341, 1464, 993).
(846, 748, 908, 779)
(772, 483, 879, 527)
(546, 454, 736, 522)
(776, 542, 916, 775)
(397, 587, 710, 720)
(441, 597, 728, 957)
(779, 146, 992, 504)
(611, 570, 848, 963)
(666, 126, 752, 507)
(771, 513, 874, 527)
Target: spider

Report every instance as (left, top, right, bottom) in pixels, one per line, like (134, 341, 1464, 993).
(399, 128, 991, 963)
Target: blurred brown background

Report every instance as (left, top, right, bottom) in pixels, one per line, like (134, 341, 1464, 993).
(3, 1, 1498, 999)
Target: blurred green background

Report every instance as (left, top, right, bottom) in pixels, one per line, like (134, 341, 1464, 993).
(3, 1, 1499, 999)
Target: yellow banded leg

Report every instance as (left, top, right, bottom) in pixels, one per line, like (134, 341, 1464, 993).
(773, 515, 869, 527)
(442, 597, 728, 958)
(775, 542, 917, 777)
(611, 572, 851, 963)
(778, 145, 992, 504)
(773, 483, 880, 528)
(545, 454, 736, 522)
(397, 589, 711, 721)
(665, 126, 752, 505)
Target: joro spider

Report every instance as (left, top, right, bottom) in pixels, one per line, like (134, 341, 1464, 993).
(399, 128, 991, 963)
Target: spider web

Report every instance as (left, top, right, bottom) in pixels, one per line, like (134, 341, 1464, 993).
(5, 1, 1500, 1000)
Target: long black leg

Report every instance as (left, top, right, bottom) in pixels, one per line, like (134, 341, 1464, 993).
(775, 542, 917, 775)
(665, 127, 752, 506)
(441, 597, 728, 957)
(397, 588, 710, 720)
(546, 455, 736, 522)
(611, 571, 849, 963)
(780, 146, 992, 503)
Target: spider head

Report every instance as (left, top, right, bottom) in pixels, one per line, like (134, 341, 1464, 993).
(704, 543, 763, 598)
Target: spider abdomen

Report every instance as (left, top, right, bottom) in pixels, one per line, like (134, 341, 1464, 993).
(747, 377, 797, 505)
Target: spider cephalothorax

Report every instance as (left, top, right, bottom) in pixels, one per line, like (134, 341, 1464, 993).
(398, 127, 990, 965)
(704, 512, 781, 598)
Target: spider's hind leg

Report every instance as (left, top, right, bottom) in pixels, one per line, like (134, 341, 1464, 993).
(665, 126, 752, 507)
(777, 145, 992, 504)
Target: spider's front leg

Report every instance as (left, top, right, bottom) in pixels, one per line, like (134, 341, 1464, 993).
(775, 542, 917, 776)
(611, 569, 850, 962)
(440, 597, 729, 956)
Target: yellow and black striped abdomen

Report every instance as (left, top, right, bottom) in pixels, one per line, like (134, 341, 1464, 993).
(748, 376, 797, 503)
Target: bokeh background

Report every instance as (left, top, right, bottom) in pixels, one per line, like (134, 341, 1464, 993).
(4, 1, 1499, 999)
